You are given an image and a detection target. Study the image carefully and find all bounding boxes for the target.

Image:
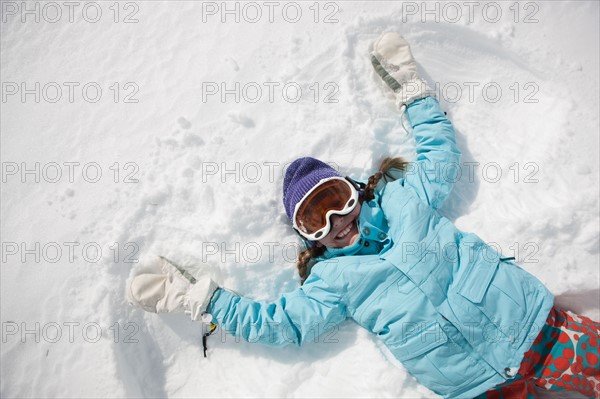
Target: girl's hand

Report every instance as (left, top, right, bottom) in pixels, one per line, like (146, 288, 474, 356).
(126, 255, 219, 322)
(370, 32, 435, 109)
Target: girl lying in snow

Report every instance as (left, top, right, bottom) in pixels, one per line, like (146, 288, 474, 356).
(127, 33, 600, 399)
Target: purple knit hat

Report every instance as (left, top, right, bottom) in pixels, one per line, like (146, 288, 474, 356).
(283, 157, 342, 221)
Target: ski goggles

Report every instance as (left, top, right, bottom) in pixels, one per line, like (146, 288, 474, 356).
(292, 177, 359, 241)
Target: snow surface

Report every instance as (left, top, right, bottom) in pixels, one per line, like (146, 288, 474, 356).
(1, 1, 599, 398)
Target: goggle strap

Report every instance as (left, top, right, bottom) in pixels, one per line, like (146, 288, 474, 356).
(345, 176, 366, 195)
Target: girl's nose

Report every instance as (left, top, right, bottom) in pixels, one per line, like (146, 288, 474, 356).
(330, 214, 343, 227)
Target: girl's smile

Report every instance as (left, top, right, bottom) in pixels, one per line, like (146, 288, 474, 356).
(335, 221, 355, 239)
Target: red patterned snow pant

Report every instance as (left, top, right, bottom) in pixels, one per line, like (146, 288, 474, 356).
(477, 307, 600, 399)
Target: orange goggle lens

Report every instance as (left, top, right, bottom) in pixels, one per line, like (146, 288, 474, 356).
(294, 179, 357, 238)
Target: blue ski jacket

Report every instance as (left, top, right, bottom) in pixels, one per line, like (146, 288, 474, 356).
(207, 97, 554, 398)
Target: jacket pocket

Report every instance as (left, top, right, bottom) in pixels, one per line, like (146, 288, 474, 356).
(386, 321, 480, 397)
(391, 321, 448, 362)
(455, 245, 528, 338)
(456, 248, 499, 303)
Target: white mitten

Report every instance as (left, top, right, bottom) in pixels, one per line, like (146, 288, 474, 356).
(126, 256, 219, 322)
(370, 32, 436, 109)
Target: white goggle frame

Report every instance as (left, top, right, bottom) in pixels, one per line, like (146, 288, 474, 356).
(292, 176, 359, 241)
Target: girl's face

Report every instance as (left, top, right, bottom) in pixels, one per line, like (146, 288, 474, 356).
(317, 203, 362, 248)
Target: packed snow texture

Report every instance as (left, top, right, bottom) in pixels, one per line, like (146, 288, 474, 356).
(1, 1, 599, 398)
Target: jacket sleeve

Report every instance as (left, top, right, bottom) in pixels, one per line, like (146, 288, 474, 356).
(400, 96, 461, 209)
(206, 273, 347, 347)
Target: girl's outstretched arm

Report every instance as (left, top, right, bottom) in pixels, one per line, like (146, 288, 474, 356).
(208, 272, 347, 347)
(370, 33, 461, 210)
(127, 256, 347, 348)
(401, 96, 461, 210)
